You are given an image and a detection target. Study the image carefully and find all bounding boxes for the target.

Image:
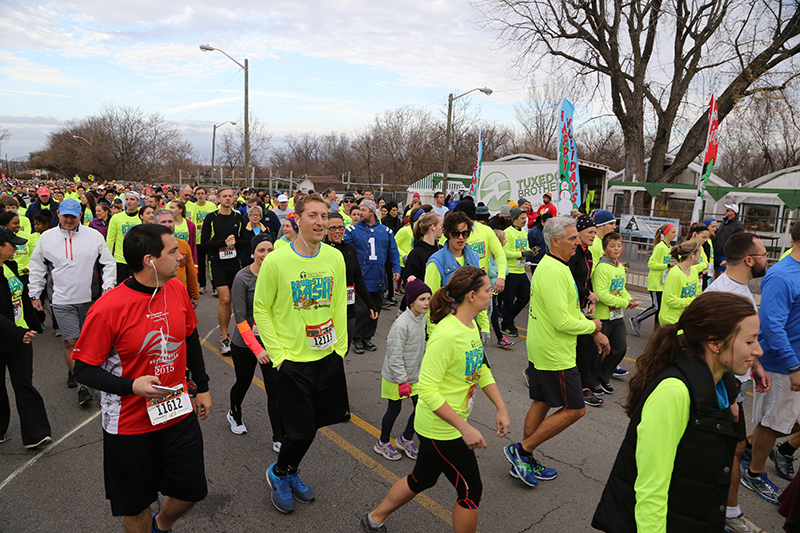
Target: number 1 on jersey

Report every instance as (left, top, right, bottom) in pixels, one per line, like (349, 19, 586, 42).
(368, 237, 377, 260)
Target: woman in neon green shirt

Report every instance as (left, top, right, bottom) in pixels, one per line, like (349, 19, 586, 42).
(594, 292, 761, 532)
(659, 241, 702, 326)
(632, 223, 677, 335)
(362, 266, 510, 533)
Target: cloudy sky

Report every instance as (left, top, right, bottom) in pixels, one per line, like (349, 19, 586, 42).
(0, 0, 537, 160)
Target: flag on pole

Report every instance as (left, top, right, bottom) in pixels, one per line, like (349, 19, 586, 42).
(557, 99, 581, 212)
(468, 128, 484, 197)
(692, 95, 719, 223)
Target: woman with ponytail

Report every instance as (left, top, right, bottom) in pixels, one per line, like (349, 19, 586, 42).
(659, 241, 703, 325)
(361, 265, 510, 533)
(631, 223, 677, 335)
(594, 292, 761, 532)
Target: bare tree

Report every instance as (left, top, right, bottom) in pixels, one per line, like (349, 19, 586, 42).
(0, 127, 9, 154)
(513, 85, 560, 157)
(476, 0, 800, 189)
(216, 114, 272, 179)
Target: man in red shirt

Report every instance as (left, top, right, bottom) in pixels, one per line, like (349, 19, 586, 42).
(536, 193, 558, 218)
(72, 224, 211, 533)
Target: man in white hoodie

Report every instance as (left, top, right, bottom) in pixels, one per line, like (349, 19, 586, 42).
(29, 199, 116, 405)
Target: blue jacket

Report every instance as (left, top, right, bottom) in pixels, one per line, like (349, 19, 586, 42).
(426, 244, 480, 285)
(758, 256, 800, 374)
(344, 219, 401, 292)
(26, 199, 61, 228)
(527, 226, 548, 266)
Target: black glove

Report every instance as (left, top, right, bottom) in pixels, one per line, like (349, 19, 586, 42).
(521, 249, 536, 258)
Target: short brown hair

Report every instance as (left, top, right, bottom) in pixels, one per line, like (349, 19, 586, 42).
(294, 193, 327, 216)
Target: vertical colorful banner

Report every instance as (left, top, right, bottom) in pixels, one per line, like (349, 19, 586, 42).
(468, 128, 483, 197)
(692, 95, 719, 222)
(557, 99, 581, 212)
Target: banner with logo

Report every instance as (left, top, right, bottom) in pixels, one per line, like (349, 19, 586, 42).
(691, 95, 719, 222)
(468, 128, 483, 197)
(558, 99, 581, 212)
(620, 214, 680, 239)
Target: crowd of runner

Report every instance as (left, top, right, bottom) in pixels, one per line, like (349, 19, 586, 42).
(0, 178, 799, 533)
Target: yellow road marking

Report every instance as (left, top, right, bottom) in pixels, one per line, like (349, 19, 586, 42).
(200, 337, 454, 526)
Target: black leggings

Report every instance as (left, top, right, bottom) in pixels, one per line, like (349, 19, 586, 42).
(501, 273, 530, 332)
(229, 342, 285, 443)
(491, 294, 503, 340)
(634, 291, 662, 326)
(379, 396, 418, 443)
(277, 438, 314, 472)
(407, 435, 482, 509)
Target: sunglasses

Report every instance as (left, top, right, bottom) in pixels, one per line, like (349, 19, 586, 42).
(343, 199, 354, 203)
(328, 225, 345, 231)
(450, 230, 471, 238)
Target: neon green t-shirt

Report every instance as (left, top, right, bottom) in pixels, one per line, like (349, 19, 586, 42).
(3, 263, 28, 328)
(173, 219, 191, 244)
(659, 266, 699, 325)
(82, 208, 93, 226)
(413, 313, 496, 440)
(589, 235, 605, 265)
(12, 229, 35, 274)
(781, 248, 792, 261)
(274, 236, 290, 250)
(106, 211, 141, 263)
(191, 201, 218, 242)
(647, 241, 672, 292)
(591, 258, 631, 320)
(16, 213, 32, 235)
(253, 242, 348, 367)
(395, 225, 413, 267)
(503, 224, 529, 275)
(527, 254, 597, 370)
(469, 223, 508, 281)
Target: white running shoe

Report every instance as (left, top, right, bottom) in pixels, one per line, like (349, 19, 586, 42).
(226, 410, 247, 435)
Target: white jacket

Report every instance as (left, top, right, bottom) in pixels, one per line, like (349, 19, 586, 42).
(381, 308, 427, 384)
(29, 224, 116, 305)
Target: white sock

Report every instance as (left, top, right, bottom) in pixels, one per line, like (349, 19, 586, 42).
(367, 513, 383, 528)
(726, 505, 742, 519)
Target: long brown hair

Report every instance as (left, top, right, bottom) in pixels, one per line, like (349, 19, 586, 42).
(429, 265, 487, 324)
(624, 292, 757, 416)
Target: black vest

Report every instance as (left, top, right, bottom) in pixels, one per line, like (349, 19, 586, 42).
(592, 353, 737, 532)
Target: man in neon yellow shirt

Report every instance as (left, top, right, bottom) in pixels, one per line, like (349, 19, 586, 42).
(504, 216, 610, 487)
(253, 193, 348, 515)
(502, 207, 536, 336)
(106, 191, 142, 283)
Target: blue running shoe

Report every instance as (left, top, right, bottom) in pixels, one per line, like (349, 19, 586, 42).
(740, 469, 781, 505)
(152, 513, 172, 533)
(287, 469, 315, 503)
(503, 443, 538, 487)
(770, 443, 796, 480)
(530, 457, 558, 480)
(266, 462, 295, 513)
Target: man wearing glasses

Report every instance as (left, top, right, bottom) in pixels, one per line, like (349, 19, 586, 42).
(324, 213, 378, 353)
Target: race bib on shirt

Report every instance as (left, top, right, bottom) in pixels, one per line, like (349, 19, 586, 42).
(306, 319, 336, 350)
(609, 308, 624, 320)
(516, 258, 525, 267)
(12, 298, 23, 323)
(347, 285, 355, 305)
(147, 385, 192, 426)
(219, 246, 236, 260)
(467, 383, 478, 413)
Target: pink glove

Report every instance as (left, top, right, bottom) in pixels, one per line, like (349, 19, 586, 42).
(398, 382, 412, 398)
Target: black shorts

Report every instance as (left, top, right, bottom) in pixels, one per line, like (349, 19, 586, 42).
(407, 435, 482, 509)
(276, 352, 350, 440)
(733, 400, 746, 442)
(527, 362, 584, 410)
(103, 413, 207, 516)
(210, 258, 240, 289)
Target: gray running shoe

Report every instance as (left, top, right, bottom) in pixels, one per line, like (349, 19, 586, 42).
(373, 440, 401, 461)
(770, 442, 796, 480)
(360, 514, 386, 533)
(395, 435, 418, 460)
(724, 514, 764, 533)
(741, 468, 781, 505)
(629, 317, 641, 336)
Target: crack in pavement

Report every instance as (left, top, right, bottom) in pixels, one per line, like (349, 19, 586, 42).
(516, 500, 573, 532)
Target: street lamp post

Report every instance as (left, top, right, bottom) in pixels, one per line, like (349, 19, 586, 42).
(211, 121, 236, 185)
(441, 87, 493, 194)
(200, 45, 249, 185)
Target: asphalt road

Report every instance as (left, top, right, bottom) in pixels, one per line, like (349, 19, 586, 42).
(0, 288, 791, 532)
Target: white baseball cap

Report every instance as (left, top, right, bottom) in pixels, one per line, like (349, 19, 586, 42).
(277, 194, 289, 202)
(724, 204, 739, 214)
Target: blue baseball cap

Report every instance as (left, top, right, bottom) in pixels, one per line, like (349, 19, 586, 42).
(593, 209, 616, 227)
(58, 199, 82, 217)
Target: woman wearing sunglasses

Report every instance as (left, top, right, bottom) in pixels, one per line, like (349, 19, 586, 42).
(423, 211, 480, 336)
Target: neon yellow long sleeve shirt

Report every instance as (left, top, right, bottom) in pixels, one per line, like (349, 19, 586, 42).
(527, 254, 597, 370)
(634, 378, 690, 533)
(591, 258, 631, 320)
(647, 241, 672, 292)
(106, 211, 141, 263)
(252, 242, 348, 366)
(659, 266, 699, 325)
(503, 224, 529, 275)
